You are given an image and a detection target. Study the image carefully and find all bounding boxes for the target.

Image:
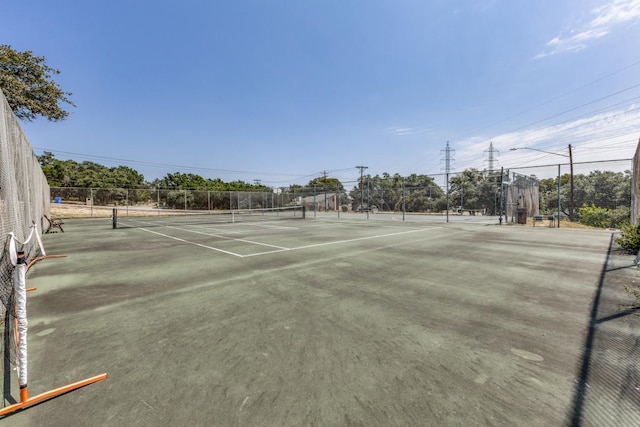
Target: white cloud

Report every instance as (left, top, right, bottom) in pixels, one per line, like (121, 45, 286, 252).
(536, 0, 640, 58)
(384, 127, 433, 136)
(451, 107, 640, 177)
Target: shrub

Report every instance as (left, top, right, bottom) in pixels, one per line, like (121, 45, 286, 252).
(578, 205, 612, 228)
(611, 206, 631, 228)
(578, 205, 630, 229)
(615, 222, 640, 253)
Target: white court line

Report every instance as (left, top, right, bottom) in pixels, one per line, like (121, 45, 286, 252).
(242, 226, 442, 257)
(128, 223, 441, 258)
(164, 225, 290, 250)
(135, 227, 245, 257)
(118, 219, 298, 234)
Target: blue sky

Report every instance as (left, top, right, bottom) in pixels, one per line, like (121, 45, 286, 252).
(2, 0, 640, 187)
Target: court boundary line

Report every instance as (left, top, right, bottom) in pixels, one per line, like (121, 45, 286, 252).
(135, 227, 245, 257)
(132, 224, 442, 258)
(243, 227, 442, 257)
(117, 218, 300, 231)
(164, 225, 290, 250)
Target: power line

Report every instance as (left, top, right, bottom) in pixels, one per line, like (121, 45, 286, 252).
(34, 147, 361, 185)
(452, 59, 640, 141)
(494, 82, 640, 139)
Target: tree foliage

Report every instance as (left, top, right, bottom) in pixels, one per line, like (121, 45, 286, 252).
(307, 176, 344, 191)
(38, 152, 276, 194)
(578, 205, 617, 228)
(349, 173, 446, 212)
(39, 152, 145, 188)
(149, 172, 272, 192)
(449, 168, 502, 213)
(37, 149, 633, 226)
(0, 45, 75, 121)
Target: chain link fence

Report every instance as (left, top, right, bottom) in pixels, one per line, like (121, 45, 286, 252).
(49, 187, 303, 217)
(49, 158, 633, 226)
(0, 88, 50, 389)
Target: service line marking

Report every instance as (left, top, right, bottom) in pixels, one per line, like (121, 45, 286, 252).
(135, 227, 245, 257)
(131, 224, 441, 258)
(165, 225, 289, 250)
(242, 226, 442, 257)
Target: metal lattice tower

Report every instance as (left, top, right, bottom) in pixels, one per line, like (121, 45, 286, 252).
(483, 142, 499, 174)
(440, 142, 455, 222)
(441, 141, 455, 182)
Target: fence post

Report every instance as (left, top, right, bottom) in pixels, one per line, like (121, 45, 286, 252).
(402, 177, 406, 222)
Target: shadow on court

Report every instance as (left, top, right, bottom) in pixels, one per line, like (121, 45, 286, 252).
(568, 236, 640, 426)
(5, 216, 640, 426)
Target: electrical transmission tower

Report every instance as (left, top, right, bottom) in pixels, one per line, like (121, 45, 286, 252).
(483, 142, 499, 174)
(440, 142, 455, 222)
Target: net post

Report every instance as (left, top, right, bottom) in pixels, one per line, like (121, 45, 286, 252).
(112, 209, 117, 229)
(15, 250, 28, 398)
(302, 205, 306, 219)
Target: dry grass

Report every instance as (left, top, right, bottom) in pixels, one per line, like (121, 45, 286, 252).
(517, 218, 607, 230)
(51, 204, 160, 219)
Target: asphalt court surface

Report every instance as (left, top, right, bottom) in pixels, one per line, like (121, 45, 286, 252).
(116, 214, 443, 258)
(5, 214, 640, 426)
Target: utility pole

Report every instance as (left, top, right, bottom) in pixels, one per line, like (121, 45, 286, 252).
(253, 179, 261, 186)
(356, 165, 368, 212)
(322, 170, 328, 211)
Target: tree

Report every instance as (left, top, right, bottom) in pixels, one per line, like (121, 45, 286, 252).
(0, 44, 74, 121)
(307, 176, 345, 192)
(349, 173, 445, 212)
(450, 171, 471, 210)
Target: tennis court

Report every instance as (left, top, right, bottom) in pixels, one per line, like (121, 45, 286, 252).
(7, 214, 640, 426)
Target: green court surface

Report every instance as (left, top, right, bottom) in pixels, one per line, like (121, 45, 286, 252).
(6, 215, 640, 426)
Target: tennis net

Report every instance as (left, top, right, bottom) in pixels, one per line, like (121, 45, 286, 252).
(113, 205, 305, 229)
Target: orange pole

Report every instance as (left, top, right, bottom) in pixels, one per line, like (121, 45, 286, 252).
(26, 254, 67, 271)
(0, 373, 107, 417)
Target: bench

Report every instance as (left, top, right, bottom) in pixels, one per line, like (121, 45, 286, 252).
(533, 214, 555, 227)
(44, 215, 64, 233)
